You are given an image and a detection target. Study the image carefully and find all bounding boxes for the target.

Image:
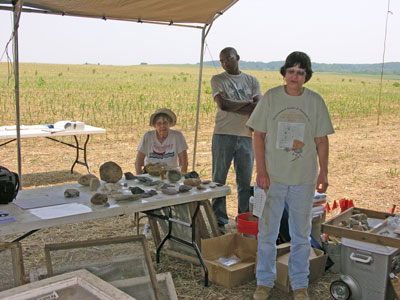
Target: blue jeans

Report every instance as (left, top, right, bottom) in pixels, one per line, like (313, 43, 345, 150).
(211, 134, 254, 225)
(256, 184, 315, 290)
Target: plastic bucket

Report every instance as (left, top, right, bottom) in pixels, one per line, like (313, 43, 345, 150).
(236, 212, 259, 239)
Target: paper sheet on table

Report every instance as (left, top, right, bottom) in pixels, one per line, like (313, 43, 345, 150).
(29, 203, 92, 219)
(14, 194, 69, 209)
(253, 183, 267, 218)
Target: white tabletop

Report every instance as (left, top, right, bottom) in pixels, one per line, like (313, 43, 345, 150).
(0, 176, 231, 237)
(0, 125, 106, 140)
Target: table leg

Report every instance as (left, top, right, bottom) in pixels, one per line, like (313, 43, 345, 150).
(145, 203, 210, 286)
(46, 135, 91, 174)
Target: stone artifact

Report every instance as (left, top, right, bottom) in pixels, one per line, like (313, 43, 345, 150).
(197, 185, 207, 190)
(90, 177, 101, 191)
(90, 193, 108, 205)
(144, 162, 170, 177)
(201, 180, 211, 184)
(183, 178, 201, 186)
(179, 185, 192, 193)
(113, 194, 141, 201)
(124, 172, 136, 180)
(64, 189, 80, 198)
(78, 174, 98, 186)
(136, 176, 153, 183)
(100, 161, 123, 183)
(161, 188, 179, 195)
(184, 171, 199, 179)
(167, 169, 182, 183)
(129, 186, 145, 194)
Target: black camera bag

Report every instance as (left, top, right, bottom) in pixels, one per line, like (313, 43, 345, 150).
(0, 166, 19, 204)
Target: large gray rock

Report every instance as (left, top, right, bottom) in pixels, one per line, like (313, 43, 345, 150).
(100, 161, 123, 183)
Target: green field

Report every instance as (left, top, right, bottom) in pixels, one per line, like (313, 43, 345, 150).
(1, 63, 400, 136)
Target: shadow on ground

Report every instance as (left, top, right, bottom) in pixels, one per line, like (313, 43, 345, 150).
(21, 170, 82, 188)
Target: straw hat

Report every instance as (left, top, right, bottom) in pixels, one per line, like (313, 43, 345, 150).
(149, 108, 177, 127)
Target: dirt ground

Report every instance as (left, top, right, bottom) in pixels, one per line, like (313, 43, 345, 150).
(1, 116, 399, 299)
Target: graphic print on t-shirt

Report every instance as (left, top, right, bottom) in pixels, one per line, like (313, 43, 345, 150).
(149, 143, 175, 160)
(227, 81, 250, 101)
(275, 108, 308, 161)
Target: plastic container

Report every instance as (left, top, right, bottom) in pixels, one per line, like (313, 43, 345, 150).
(236, 212, 258, 239)
(340, 237, 399, 300)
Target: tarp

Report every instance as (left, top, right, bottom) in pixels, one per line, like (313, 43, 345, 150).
(0, 0, 238, 26)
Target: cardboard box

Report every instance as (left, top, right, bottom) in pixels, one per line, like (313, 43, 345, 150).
(275, 245, 327, 292)
(201, 233, 258, 288)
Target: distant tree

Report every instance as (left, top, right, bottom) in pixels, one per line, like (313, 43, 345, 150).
(140, 62, 148, 65)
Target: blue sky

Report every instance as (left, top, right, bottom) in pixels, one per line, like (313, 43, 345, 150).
(1, 0, 399, 65)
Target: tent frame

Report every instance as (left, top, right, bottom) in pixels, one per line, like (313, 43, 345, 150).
(1, 0, 238, 183)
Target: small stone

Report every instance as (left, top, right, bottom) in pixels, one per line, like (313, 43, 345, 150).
(197, 185, 207, 190)
(90, 193, 108, 205)
(161, 188, 179, 195)
(90, 177, 101, 191)
(100, 161, 123, 183)
(201, 180, 211, 184)
(209, 184, 216, 189)
(179, 185, 192, 193)
(168, 169, 182, 183)
(129, 186, 145, 194)
(144, 162, 169, 177)
(78, 174, 98, 186)
(113, 194, 141, 201)
(148, 180, 163, 186)
(184, 178, 201, 186)
(124, 172, 136, 180)
(184, 171, 199, 179)
(147, 190, 157, 196)
(64, 189, 80, 198)
(136, 176, 153, 183)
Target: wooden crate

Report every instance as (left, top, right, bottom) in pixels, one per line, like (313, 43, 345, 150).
(321, 207, 400, 248)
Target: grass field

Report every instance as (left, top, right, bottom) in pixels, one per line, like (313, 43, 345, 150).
(1, 63, 400, 299)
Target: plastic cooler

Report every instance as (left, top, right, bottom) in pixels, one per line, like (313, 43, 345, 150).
(339, 237, 399, 300)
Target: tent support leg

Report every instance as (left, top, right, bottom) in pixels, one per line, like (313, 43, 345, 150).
(13, 2, 22, 189)
(192, 25, 207, 172)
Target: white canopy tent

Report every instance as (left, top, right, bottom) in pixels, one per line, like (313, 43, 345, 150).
(0, 0, 239, 183)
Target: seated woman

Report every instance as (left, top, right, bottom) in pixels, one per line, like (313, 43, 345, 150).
(135, 108, 188, 175)
(135, 108, 188, 239)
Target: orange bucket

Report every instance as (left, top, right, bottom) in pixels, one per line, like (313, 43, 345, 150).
(236, 212, 259, 239)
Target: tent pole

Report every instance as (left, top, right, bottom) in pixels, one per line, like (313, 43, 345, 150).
(13, 2, 22, 188)
(192, 25, 206, 172)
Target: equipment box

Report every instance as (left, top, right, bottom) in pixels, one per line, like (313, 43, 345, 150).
(340, 238, 399, 300)
(201, 233, 257, 288)
(322, 207, 400, 248)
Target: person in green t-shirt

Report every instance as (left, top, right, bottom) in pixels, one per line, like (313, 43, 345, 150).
(247, 51, 334, 300)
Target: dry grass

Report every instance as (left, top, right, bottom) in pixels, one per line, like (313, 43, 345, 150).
(1, 63, 400, 299)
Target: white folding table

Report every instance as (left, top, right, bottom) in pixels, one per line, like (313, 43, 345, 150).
(0, 125, 106, 173)
(0, 177, 231, 286)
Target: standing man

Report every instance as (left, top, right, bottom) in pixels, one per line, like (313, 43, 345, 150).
(211, 47, 262, 233)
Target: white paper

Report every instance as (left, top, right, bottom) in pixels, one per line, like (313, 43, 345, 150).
(29, 203, 92, 219)
(253, 183, 267, 218)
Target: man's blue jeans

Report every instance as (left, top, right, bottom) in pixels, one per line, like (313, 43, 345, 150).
(211, 134, 254, 225)
(256, 184, 315, 290)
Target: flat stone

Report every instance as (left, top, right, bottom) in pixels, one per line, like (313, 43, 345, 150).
(183, 178, 201, 186)
(129, 186, 145, 194)
(161, 188, 179, 195)
(124, 172, 136, 180)
(64, 189, 80, 198)
(179, 185, 192, 193)
(184, 171, 199, 179)
(90, 193, 108, 205)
